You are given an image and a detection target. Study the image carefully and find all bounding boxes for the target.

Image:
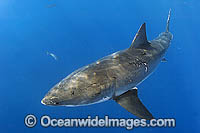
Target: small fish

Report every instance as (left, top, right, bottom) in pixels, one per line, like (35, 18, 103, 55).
(47, 52, 58, 60)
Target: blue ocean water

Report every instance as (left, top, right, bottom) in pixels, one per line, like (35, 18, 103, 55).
(0, 0, 199, 132)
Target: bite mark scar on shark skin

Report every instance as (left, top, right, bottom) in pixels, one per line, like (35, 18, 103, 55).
(143, 62, 148, 72)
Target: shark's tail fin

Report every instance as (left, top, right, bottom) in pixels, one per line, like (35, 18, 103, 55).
(166, 9, 171, 32)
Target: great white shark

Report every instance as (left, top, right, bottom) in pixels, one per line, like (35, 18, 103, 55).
(41, 10, 173, 119)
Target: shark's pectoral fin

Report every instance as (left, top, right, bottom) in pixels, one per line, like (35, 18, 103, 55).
(114, 88, 154, 120)
(161, 58, 167, 62)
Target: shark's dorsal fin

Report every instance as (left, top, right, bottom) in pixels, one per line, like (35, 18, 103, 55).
(114, 88, 153, 120)
(129, 23, 150, 49)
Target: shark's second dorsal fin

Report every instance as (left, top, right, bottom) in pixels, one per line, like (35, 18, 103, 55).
(129, 23, 150, 49)
(114, 88, 153, 120)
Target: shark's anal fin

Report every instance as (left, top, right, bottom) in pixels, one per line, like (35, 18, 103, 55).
(114, 88, 154, 120)
(129, 23, 150, 49)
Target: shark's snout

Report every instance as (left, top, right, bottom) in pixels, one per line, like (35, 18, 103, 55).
(41, 85, 83, 106)
(41, 96, 60, 106)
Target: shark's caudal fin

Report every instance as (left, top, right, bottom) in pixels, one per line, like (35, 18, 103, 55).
(129, 23, 150, 49)
(114, 88, 154, 119)
(166, 9, 171, 32)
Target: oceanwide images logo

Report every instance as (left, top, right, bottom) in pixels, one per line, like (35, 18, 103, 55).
(24, 114, 176, 130)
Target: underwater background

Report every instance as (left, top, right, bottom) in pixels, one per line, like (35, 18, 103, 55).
(0, 0, 199, 132)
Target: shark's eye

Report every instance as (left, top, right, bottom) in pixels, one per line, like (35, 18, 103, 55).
(71, 91, 75, 95)
(55, 102, 59, 105)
